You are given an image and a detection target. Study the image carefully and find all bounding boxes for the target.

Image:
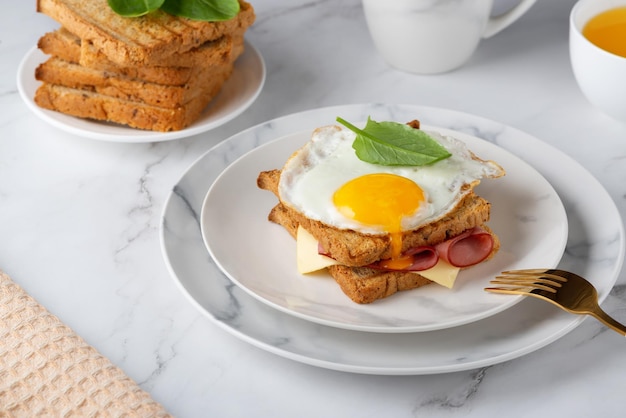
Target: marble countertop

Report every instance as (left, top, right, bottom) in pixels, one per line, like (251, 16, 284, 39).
(2, 0, 626, 416)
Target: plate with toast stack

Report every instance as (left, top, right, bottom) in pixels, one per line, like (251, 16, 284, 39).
(161, 104, 624, 375)
(18, 42, 265, 143)
(199, 125, 567, 333)
(18, 0, 263, 142)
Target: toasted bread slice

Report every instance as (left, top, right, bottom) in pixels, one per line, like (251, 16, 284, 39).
(35, 58, 217, 108)
(34, 70, 231, 131)
(38, 28, 194, 85)
(327, 266, 433, 304)
(38, 27, 243, 84)
(37, 0, 255, 66)
(80, 30, 243, 69)
(35, 39, 243, 109)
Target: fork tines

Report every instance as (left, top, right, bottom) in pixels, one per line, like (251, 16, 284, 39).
(488, 269, 567, 293)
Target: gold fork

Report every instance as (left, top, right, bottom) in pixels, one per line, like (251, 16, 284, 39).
(485, 269, 626, 336)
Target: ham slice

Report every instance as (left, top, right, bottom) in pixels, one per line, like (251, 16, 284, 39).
(435, 227, 494, 267)
(367, 247, 438, 271)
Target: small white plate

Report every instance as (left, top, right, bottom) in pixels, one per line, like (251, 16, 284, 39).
(161, 104, 624, 374)
(200, 125, 568, 333)
(16, 40, 265, 143)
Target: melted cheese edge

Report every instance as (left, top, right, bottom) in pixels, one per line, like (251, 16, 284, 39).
(296, 226, 460, 288)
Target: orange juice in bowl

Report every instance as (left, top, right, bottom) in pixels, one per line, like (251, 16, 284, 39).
(570, 0, 626, 122)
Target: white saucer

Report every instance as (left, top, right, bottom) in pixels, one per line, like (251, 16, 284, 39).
(160, 104, 624, 375)
(200, 125, 568, 332)
(16, 40, 265, 143)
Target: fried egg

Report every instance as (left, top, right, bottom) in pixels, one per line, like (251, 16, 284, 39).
(278, 124, 504, 267)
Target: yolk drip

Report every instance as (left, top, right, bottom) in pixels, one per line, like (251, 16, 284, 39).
(583, 7, 626, 58)
(333, 173, 424, 269)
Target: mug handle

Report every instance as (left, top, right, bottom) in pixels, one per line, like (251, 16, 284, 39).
(483, 0, 537, 38)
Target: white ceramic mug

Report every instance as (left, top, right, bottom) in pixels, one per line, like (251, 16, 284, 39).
(570, 0, 626, 123)
(362, 0, 537, 74)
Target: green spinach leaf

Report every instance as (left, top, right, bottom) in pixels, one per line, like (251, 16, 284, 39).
(107, 0, 164, 17)
(161, 0, 240, 21)
(337, 117, 451, 166)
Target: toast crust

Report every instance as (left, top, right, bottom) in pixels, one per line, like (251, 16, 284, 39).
(34, 77, 229, 131)
(37, 28, 81, 64)
(80, 32, 241, 69)
(38, 29, 194, 85)
(327, 265, 433, 304)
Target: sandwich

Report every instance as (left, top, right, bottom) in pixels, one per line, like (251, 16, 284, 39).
(257, 118, 505, 304)
(32, 0, 255, 131)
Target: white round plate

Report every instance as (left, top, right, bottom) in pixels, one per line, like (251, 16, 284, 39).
(160, 104, 624, 375)
(200, 125, 568, 332)
(16, 40, 265, 143)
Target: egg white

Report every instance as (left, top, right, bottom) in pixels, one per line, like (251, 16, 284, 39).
(278, 124, 504, 234)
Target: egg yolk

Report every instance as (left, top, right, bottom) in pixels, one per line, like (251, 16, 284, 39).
(333, 173, 425, 269)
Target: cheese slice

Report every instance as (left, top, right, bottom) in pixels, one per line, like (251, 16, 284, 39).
(418, 259, 460, 289)
(296, 226, 461, 288)
(296, 226, 340, 273)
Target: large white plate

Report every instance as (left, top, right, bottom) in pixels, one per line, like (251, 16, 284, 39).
(200, 125, 568, 332)
(16, 40, 265, 143)
(160, 104, 624, 375)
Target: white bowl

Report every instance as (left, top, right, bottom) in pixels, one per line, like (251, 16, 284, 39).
(570, 0, 626, 122)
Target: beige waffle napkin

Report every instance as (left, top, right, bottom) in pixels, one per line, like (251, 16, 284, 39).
(0, 270, 171, 417)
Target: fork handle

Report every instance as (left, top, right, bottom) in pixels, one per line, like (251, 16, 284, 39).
(590, 307, 626, 336)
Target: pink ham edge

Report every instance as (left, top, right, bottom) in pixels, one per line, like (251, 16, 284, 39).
(317, 226, 494, 271)
(318, 243, 439, 272)
(367, 247, 438, 271)
(435, 227, 494, 268)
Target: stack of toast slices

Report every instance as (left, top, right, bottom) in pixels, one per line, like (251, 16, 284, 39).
(33, 0, 255, 132)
